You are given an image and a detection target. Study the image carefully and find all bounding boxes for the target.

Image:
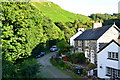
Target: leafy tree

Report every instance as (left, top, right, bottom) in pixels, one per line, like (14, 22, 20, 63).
(56, 40, 71, 54)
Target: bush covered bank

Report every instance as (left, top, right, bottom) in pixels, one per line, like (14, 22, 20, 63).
(3, 58, 40, 78)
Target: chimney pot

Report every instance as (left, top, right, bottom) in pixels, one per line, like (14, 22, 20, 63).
(93, 21, 102, 29)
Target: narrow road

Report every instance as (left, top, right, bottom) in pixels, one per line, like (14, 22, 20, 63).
(37, 52, 72, 78)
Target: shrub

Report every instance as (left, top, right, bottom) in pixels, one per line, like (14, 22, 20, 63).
(67, 53, 86, 64)
(64, 64, 71, 70)
(50, 58, 58, 66)
(88, 63, 96, 70)
(3, 58, 40, 78)
(59, 61, 65, 67)
(19, 58, 40, 78)
(82, 69, 87, 76)
(2, 60, 18, 78)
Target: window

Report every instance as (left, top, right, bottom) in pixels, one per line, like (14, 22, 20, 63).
(118, 70, 120, 78)
(78, 48, 82, 52)
(116, 53, 118, 59)
(108, 52, 111, 58)
(106, 67, 111, 76)
(85, 40, 89, 47)
(78, 41, 82, 46)
(108, 52, 119, 60)
(106, 67, 120, 78)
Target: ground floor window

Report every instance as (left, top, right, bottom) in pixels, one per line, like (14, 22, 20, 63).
(106, 67, 120, 78)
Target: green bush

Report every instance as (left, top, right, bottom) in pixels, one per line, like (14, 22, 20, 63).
(59, 61, 65, 67)
(67, 53, 86, 64)
(3, 58, 40, 78)
(88, 63, 96, 70)
(2, 60, 18, 78)
(64, 64, 71, 70)
(20, 58, 40, 78)
(50, 58, 58, 66)
(82, 69, 87, 76)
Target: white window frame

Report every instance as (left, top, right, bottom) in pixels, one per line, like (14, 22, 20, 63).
(85, 40, 89, 47)
(108, 52, 118, 60)
(106, 67, 111, 75)
(78, 48, 82, 52)
(78, 41, 82, 46)
(106, 67, 120, 78)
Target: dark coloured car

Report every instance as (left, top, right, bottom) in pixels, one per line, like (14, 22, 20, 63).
(36, 52, 44, 58)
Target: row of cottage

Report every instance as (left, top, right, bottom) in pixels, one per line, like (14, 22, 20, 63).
(70, 22, 120, 79)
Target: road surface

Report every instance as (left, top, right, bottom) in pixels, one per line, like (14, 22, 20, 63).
(37, 52, 72, 78)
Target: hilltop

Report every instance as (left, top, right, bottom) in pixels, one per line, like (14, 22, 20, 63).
(31, 2, 91, 23)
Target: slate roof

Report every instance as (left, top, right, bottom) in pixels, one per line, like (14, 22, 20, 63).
(75, 25, 113, 40)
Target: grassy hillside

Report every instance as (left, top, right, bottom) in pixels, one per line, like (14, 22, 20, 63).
(31, 2, 91, 23)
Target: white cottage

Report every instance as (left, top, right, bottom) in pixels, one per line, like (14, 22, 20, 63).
(97, 40, 120, 79)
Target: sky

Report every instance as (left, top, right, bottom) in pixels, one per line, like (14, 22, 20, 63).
(47, 0, 120, 16)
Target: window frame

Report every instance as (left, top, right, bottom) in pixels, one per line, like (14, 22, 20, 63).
(107, 52, 119, 61)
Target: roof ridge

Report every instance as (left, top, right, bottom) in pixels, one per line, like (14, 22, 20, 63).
(75, 24, 112, 40)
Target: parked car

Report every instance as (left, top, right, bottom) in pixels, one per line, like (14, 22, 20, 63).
(36, 52, 44, 58)
(50, 45, 58, 52)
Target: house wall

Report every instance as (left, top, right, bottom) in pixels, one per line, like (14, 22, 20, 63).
(70, 31, 83, 46)
(97, 25, 119, 51)
(74, 40, 97, 63)
(97, 42, 120, 78)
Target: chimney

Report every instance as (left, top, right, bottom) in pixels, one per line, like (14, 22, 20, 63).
(78, 28, 84, 32)
(93, 21, 102, 29)
(118, 1, 120, 13)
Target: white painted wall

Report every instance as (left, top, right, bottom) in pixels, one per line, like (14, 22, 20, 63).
(97, 41, 120, 78)
(70, 31, 83, 46)
(97, 24, 119, 51)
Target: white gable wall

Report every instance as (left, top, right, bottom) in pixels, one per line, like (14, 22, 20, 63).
(97, 42, 120, 78)
(70, 31, 83, 46)
(97, 25, 119, 51)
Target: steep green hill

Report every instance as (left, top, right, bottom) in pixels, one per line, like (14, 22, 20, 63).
(2, 2, 93, 63)
(31, 2, 91, 23)
(2, 2, 93, 78)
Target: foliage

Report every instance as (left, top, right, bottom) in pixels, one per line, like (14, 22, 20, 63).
(32, 2, 93, 42)
(2, 2, 93, 63)
(67, 53, 86, 64)
(50, 57, 59, 66)
(82, 69, 87, 76)
(2, 2, 93, 78)
(88, 63, 96, 70)
(19, 58, 40, 78)
(64, 64, 71, 70)
(2, 60, 18, 78)
(56, 40, 71, 54)
(59, 61, 65, 67)
(89, 13, 120, 27)
(2, 2, 63, 62)
(89, 13, 117, 21)
(2, 58, 40, 78)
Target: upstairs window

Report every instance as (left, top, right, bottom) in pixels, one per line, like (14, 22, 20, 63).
(85, 40, 89, 47)
(108, 52, 119, 60)
(78, 41, 82, 46)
